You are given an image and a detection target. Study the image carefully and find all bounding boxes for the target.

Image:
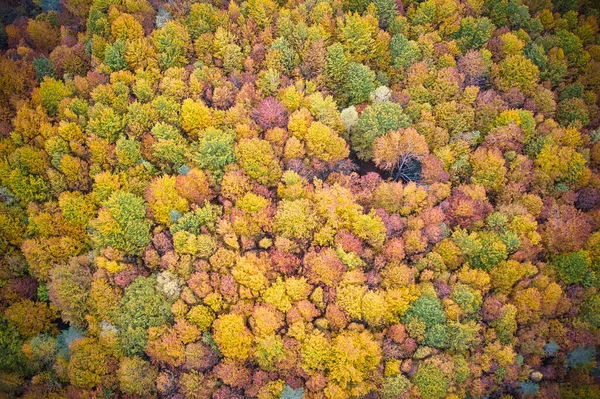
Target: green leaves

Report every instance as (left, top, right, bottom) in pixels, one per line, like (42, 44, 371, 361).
(90, 191, 152, 254)
(351, 101, 411, 161)
(191, 128, 235, 180)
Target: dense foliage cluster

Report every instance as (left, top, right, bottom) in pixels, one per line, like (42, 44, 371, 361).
(1, 0, 600, 398)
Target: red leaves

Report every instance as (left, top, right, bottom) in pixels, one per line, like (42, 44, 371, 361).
(252, 97, 289, 131)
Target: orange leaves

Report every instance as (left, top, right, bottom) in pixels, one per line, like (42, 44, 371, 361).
(373, 127, 429, 172)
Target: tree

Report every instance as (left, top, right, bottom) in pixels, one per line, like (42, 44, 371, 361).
(33, 56, 55, 81)
(470, 147, 507, 192)
(454, 17, 495, 52)
(326, 43, 348, 99)
(111, 13, 144, 42)
(413, 362, 449, 399)
(87, 104, 126, 143)
(118, 356, 158, 395)
(352, 101, 411, 161)
(181, 98, 212, 137)
(152, 21, 191, 70)
(151, 122, 189, 170)
(389, 34, 422, 68)
(190, 128, 235, 180)
(145, 175, 189, 226)
(38, 77, 71, 116)
(67, 337, 113, 389)
(4, 299, 57, 338)
(552, 250, 592, 285)
(492, 55, 540, 95)
(213, 314, 253, 361)
(247, 0, 278, 28)
(90, 191, 152, 254)
(328, 330, 381, 395)
(104, 39, 128, 72)
(373, 0, 398, 28)
(252, 97, 289, 131)
(305, 121, 349, 163)
(339, 12, 378, 63)
(235, 138, 282, 186)
(274, 199, 318, 240)
(373, 127, 429, 181)
(116, 275, 173, 355)
(344, 62, 377, 106)
(186, 3, 224, 38)
(48, 258, 92, 329)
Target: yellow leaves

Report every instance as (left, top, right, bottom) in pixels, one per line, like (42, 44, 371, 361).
(541, 282, 563, 317)
(111, 13, 144, 41)
(257, 379, 285, 399)
(372, 132, 406, 172)
(236, 192, 270, 214)
(283, 136, 306, 160)
(235, 138, 283, 186)
(274, 199, 317, 240)
(313, 183, 363, 232)
(247, 0, 278, 29)
(263, 279, 292, 312)
(481, 341, 516, 372)
(96, 256, 124, 274)
(305, 121, 349, 163)
(512, 287, 542, 324)
(145, 176, 189, 226)
(329, 330, 381, 395)
(470, 147, 506, 192)
(301, 330, 331, 372)
(336, 283, 366, 320)
(457, 266, 491, 293)
(491, 54, 540, 95)
(373, 181, 404, 214)
(386, 285, 421, 320)
(508, 214, 541, 245)
(181, 98, 212, 137)
(399, 182, 429, 216)
(213, 314, 253, 361)
(277, 170, 309, 201)
(433, 239, 462, 270)
(338, 12, 378, 63)
(278, 85, 305, 112)
(535, 143, 586, 184)
(173, 231, 216, 258)
(499, 32, 524, 57)
(490, 260, 531, 295)
(285, 277, 311, 301)
(232, 252, 270, 295)
(58, 191, 96, 226)
(361, 291, 389, 327)
(186, 305, 215, 332)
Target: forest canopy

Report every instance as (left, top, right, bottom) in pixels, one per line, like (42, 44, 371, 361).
(1, 0, 600, 398)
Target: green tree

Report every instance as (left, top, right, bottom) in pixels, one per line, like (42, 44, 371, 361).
(351, 101, 411, 161)
(325, 43, 348, 99)
(152, 21, 191, 70)
(413, 362, 449, 399)
(116, 276, 173, 355)
(191, 128, 236, 180)
(552, 250, 592, 285)
(454, 17, 495, 52)
(389, 34, 421, 68)
(90, 191, 152, 254)
(38, 76, 71, 115)
(344, 62, 377, 106)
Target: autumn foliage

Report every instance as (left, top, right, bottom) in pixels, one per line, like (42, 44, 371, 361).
(1, 0, 600, 398)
